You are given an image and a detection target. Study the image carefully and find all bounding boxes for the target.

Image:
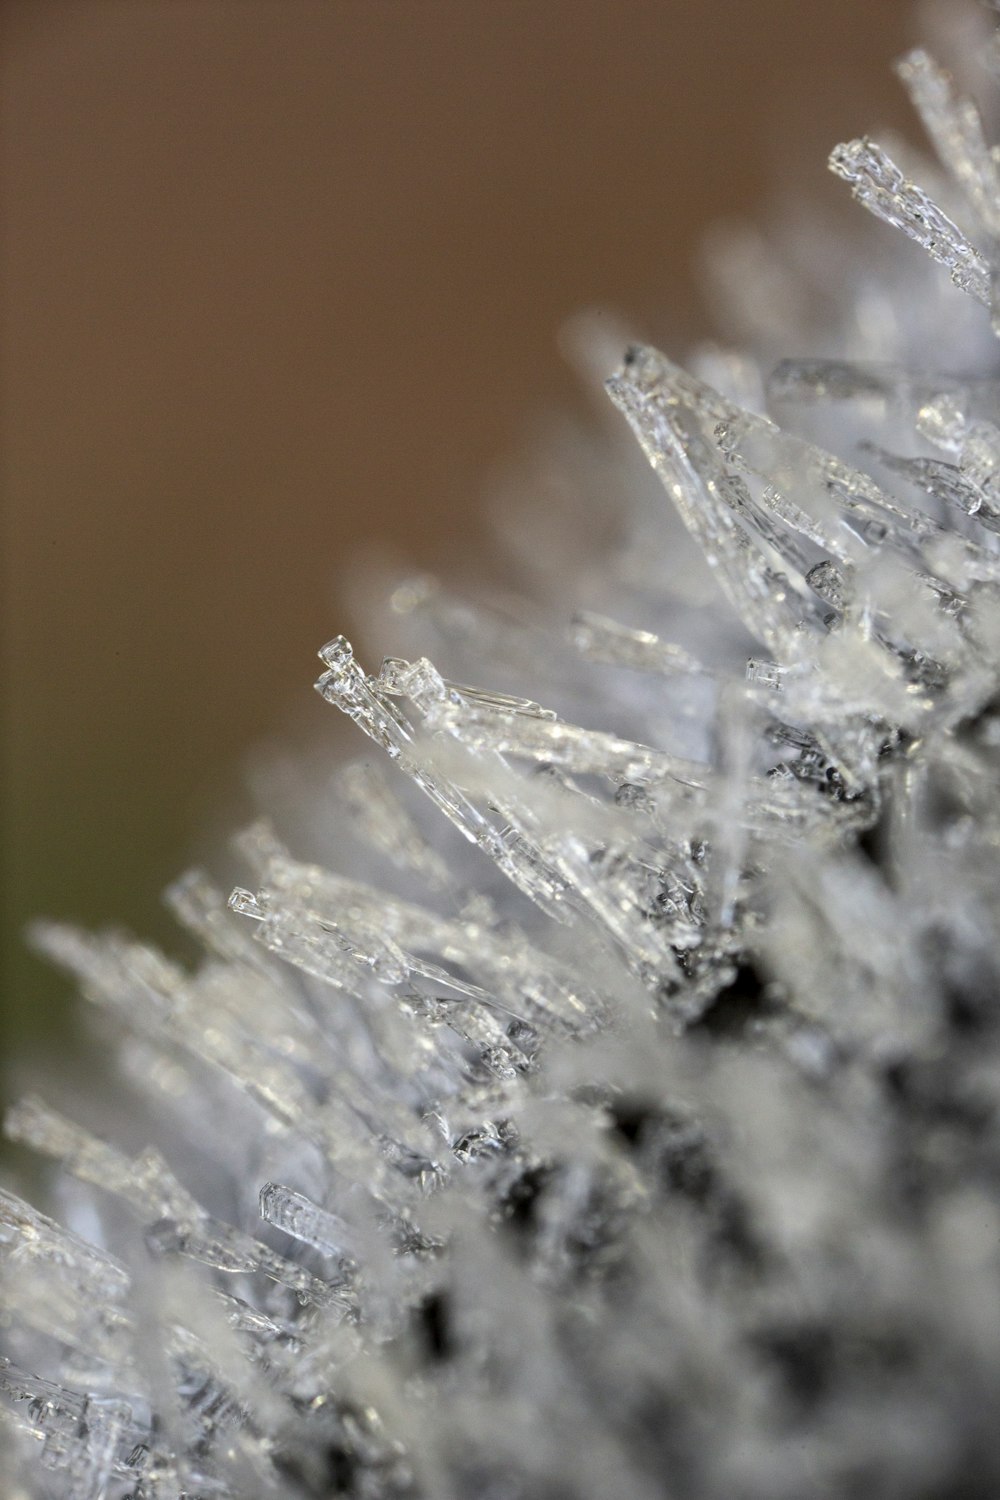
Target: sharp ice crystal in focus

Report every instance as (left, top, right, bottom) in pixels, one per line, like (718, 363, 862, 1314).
(7, 18, 1000, 1500)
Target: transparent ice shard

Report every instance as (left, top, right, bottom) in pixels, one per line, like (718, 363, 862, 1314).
(616, 350, 1000, 692)
(258, 832, 596, 1029)
(376, 655, 556, 721)
(0, 1187, 133, 1369)
(0, 1359, 140, 1500)
(770, 360, 1000, 448)
(860, 440, 1000, 531)
(895, 49, 1000, 238)
(959, 418, 1000, 504)
(27, 919, 402, 1200)
(0, 1215, 308, 1498)
(605, 347, 827, 663)
(568, 611, 710, 678)
(228, 879, 515, 1043)
(746, 658, 787, 691)
(207, 1292, 299, 1357)
(325, 552, 921, 1021)
(828, 137, 991, 306)
(316, 639, 586, 923)
(143, 1217, 347, 1311)
(423, 692, 710, 790)
(768, 357, 898, 405)
(4, 1100, 345, 1313)
(258, 1182, 357, 1267)
(227, 888, 547, 1090)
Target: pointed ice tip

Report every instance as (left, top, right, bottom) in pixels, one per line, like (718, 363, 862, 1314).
(828, 139, 864, 181)
(228, 887, 265, 921)
(616, 343, 658, 383)
(606, 343, 678, 402)
(605, 344, 638, 392)
(318, 635, 353, 668)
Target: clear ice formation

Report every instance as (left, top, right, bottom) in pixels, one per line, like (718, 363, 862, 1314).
(7, 30, 1000, 1500)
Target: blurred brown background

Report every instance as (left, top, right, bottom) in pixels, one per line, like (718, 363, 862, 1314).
(3, 0, 917, 1069)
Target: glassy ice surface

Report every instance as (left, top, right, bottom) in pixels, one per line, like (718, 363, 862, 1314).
(8, 25, 1000, 1500)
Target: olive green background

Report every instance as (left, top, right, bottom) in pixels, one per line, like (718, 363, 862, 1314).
(4, 1, 921, 1082)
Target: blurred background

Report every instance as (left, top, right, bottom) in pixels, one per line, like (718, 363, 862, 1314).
(3, 0, 919, 1075)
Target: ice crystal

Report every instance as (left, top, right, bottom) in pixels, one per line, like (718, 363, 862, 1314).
(6, 20, 1000, 1500)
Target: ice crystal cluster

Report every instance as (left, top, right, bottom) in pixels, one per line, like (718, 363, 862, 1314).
(8, 32, 1000, 1500)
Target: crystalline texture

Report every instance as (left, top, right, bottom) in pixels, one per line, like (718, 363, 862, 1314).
(8, 21, 1000, 1500)
(828, 136, 992, 304)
